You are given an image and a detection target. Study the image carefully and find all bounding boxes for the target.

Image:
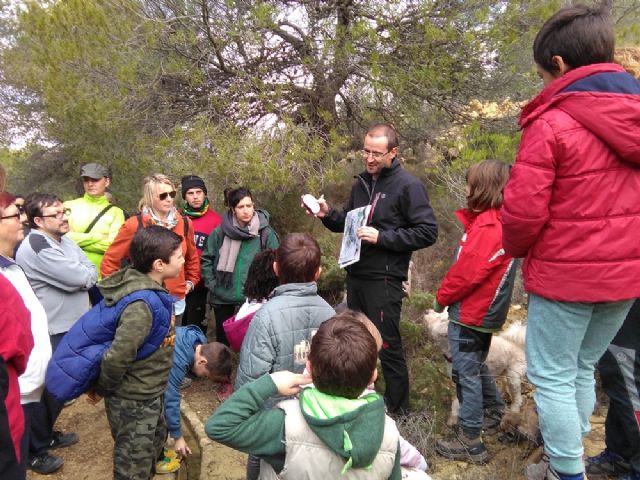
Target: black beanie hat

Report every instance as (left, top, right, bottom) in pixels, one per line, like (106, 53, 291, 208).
(181, 175, 207, 199)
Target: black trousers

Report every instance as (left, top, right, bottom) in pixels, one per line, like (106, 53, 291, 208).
(599, 300, 640, 472)
(183, 288, 208, 334)
(22, 333, 65, 460)
(213, 304, 239, 347)
(346, 276, 409, 414)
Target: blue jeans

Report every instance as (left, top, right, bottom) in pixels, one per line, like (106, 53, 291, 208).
(448, 322, 504, 436)
(526, 294, 633, 475)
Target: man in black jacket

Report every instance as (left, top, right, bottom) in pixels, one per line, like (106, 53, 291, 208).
(312, 123, 438, 414)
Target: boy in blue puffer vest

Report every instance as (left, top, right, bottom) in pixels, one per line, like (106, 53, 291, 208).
(86, 226, 184, 480)
(157, 326, 232, 474)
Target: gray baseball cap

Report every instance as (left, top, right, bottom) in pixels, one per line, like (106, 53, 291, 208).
(80, 163, 109, 179)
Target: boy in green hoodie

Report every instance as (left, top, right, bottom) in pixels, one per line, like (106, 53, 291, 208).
(87, 226, 184, 480)
(206, 310, 402, 479)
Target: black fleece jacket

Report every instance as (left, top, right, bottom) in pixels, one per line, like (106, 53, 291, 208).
(322, 158, 437, 281)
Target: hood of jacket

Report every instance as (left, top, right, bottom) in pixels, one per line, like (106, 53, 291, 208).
(299, 387, 386, 472)
(98, 267, 169, 307)
(454, 207, 501, 231)
(255, 208, 271, 230)
(520, 63, 640, 164)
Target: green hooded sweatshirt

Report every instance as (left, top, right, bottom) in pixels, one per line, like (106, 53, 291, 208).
(205, 374, 401, 479)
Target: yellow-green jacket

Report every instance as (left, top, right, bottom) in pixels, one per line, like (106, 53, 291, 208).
(64, 194, 125, 278)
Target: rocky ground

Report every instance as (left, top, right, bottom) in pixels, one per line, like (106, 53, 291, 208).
(27, 376, 609, 480)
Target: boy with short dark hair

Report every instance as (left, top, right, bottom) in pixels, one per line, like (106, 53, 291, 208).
(89, 226, 184, 480)
(158, 326, 231, 473)
(233, 232, 335, 479)
(206, 313, 401, 479)
(234, 232, 335, 390)
(500, 5, 640, 480)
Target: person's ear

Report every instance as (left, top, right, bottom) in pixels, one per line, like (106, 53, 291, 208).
(33, 216, 44, 229)
(313, 266, 322, 281)
(369, 368, 378, 385)
(551, 55, 570, 76)
(273, 261, 280, 277)
(151, 258, 164, 273)
(104, 177, 111, 188)
(389, 146, 398, 157)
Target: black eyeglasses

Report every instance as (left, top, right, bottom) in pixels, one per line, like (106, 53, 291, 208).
(39, 208, 71, 220)
(0, 213, 20, 221)
(361, 149, 390, 160)
(159, 191, 177, 201)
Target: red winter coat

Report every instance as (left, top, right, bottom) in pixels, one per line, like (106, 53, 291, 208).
(0, 273, 33, 462)
(436, 208, 516, 331)
(186, 208, 221, 289)
(501, 64, 640, 302)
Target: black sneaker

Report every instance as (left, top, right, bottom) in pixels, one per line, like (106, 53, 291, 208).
(435, 426, 489, 464)
(48, 430, 79, 449)
(586, 448, 630, 476)
(29, 453, 64, 474)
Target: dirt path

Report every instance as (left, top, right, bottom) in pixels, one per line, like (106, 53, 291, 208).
(26, 379, 246, 480)
(27, 381, 608, 480)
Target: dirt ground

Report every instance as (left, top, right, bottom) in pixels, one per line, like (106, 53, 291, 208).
(27, 376, 609, 480)
(26, 377, 246, 480)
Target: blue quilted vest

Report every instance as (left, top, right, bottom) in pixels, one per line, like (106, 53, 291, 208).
(46, 289, 174, 402)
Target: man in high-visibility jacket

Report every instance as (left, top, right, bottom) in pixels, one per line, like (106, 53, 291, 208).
(64, 163, 125, 277)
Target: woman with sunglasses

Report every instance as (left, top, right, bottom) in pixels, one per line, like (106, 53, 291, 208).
(0, 191, 51, 476)
(201, 187, 279, 346)
(101, 174, 199, 324)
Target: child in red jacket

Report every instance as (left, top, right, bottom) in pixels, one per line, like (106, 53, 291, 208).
(433, 160, 516, 464)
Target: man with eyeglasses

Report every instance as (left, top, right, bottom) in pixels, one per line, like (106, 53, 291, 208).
(64, 163, 125, 277)
(16, 192, 97, 474)
(309, 123, 438, 415)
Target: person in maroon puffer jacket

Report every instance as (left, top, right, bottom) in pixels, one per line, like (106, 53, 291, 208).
(500, 5, 640, 480)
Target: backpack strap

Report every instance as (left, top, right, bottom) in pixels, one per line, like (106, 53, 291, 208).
(83, 204, 115, 234)
(135, 213, 143, 231)
(260, 227, 277, 251)
(182, 214, 189, 238)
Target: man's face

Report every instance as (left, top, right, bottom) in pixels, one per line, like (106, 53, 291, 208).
(83, 176, 110, 198)
(363, 134, 396, 179)
(37, 201, 70, 238)
(185, 188, 206, 209)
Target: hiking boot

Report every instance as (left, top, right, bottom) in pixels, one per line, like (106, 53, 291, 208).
(155, 453, 181, 474)
(48, 430, 79, 449)
(29, 452, 64, 474)
(482, 407, 504, 433)
(526, 456, 587, 480)
(435, 427, 489, 464)
(585, 449, 630, 476)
